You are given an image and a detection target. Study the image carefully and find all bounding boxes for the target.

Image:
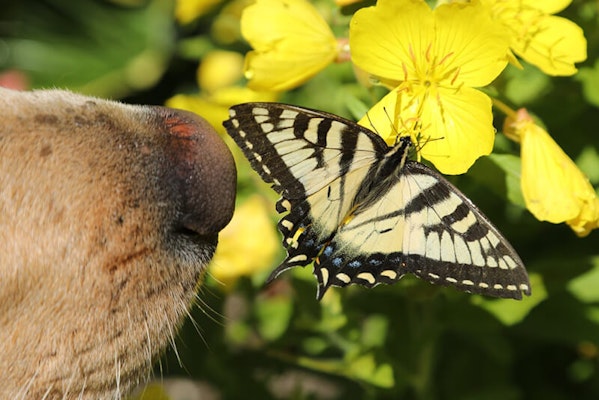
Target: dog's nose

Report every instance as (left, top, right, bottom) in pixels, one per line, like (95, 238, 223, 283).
(155, 107, 236, 236)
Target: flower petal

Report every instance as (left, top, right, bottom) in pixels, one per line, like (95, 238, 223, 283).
(358, 90, 398, 145)
(415, 87, 495, 174)
(351, 0, 509, 87)
(175, 0, 223, 24)
(567, 197, 599, 237)
(209, 195, 280, 288)
(433, 1, 509, 87)
(521, 0, 572, 14)
(360, 86, 494, 174)
(198, 50, 244, 94)
(510, 14, 587, 76)
(241, 0, 338, 91)
(165, 88, 277, 134)
(519, 119, 597, 226)
(482, 0, 586, 76)
(350, 0, 434, 82)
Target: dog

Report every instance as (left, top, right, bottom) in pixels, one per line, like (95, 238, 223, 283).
(0, 88, 236, 399)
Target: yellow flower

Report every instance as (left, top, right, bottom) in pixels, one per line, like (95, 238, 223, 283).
(175, 0, 223, 24)
(480, 0, 587, 76)
(166, 87, 278, 135)
(165, 49, 277, 133)
(241, 0, 340, 91)
(504, 109, 599, 237)
(209, 195, 280, 288)
(350, 0, 510, 175)
(198, 50, 245, 94)
(336, 0, 362, 5)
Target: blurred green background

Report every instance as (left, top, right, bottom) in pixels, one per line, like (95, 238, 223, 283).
(2, 0, 599, 399)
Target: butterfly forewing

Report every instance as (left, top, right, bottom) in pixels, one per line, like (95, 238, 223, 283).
(225, 103, 386, 276)
(224, 102, 531, 300)
(225, 104, 383, 199)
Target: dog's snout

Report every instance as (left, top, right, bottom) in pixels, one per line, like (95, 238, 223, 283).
(156, 107, 236, 237)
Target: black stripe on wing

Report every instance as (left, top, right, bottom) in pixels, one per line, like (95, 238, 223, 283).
(224, 103, 388, 200)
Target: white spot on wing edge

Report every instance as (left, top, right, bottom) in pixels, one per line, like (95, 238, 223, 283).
(380, 270, 398, 280)
(280, 220, 294, 230)
(336, 273, 351, 283)
(279, 199, 291, 211)
(288, 254, 308, 263)
(356, 272, 376, 284)
(285, 238, 299, 249)
(320, 268, 329, 286)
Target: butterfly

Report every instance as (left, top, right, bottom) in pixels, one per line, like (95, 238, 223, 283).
(223, 103, 531, 300)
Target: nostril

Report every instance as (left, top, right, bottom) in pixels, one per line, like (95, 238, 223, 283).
(173, 222, 218, 246)
(175, 224, 199, 237)
(154, 107, 237, 237)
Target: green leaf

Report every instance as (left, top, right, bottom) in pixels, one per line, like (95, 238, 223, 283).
(347, 353, 395, 388)
(486, 153, 525, 208)
(568, 257, 599, 303)
(127, 383, 171, 400)
(472, 273, 546, 326)
(3, 0, 175, 98)
(575, 59, 599, 107)
(293, 352, 395, 388)
(503, 63, 552, 105)
(361, 314, 388, 348)
(344, 95, 370, 122)
(314, 289, 348, 332)
(302, 336, 329, 355)
(576, 146, 599, 184)
(255, 295, 293, 341)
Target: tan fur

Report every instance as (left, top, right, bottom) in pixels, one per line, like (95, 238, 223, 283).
(0, 88, 236, 399)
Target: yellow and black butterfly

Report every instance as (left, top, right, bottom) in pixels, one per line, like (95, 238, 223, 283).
(224, 103, 531, 300)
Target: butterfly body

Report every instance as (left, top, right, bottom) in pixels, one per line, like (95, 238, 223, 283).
(224, 103, 530, 300)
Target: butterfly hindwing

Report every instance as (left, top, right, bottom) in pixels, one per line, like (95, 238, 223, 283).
(224, 102, 531, 300)
(316, 161, 530, 299)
